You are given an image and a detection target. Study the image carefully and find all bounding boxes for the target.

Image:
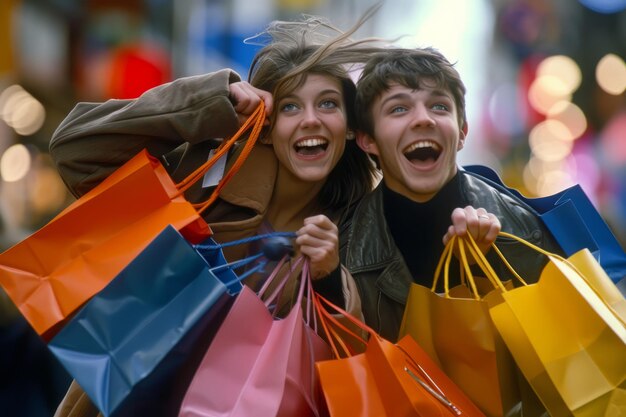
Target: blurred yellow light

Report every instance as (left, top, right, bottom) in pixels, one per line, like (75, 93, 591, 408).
(546, 101, 587, 140)
(0, 143, 31, 182)
(523, 155, 574, 197)
(29, 165, 69, 214)
(11, 98, 46, 136)
(0, 85, 29, 121)
(528, 75, 572, 115)
(596, 53, 626, 95)
(536, 55, 582, 95)
(528, 120, 573, 161)
(0, 84, 46, 135)
(522, 163, 539, 196)
(536, 169, 575, 196)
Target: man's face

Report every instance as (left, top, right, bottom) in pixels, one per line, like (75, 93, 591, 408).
(357, 81, 467, 202)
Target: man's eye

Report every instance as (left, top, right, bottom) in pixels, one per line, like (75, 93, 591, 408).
(390, 106, 407, 114)
(432, 103, 449, 111)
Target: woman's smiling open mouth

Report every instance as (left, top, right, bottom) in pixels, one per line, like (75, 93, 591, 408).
(294, 137, 329, 156)
(403, 140, 442, 163)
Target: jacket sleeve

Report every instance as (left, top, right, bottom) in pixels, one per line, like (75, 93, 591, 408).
(335, 266, 369, 354)
(49, 69, 242, 198)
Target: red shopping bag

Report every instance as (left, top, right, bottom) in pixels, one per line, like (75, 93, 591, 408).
(178, 257, 332, 417)
(0, 102, 264, 339)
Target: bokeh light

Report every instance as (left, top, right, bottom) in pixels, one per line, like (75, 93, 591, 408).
(596, 53, 626, 95)
(0, 84, 46, 136)
(527, 75, 572, 115)
(546, 101, 587, 140)
(528, 119, 574, 161)
(523, 156, 574, 196)
(0, 143, 31, 182)
(527, 55, 582, 115)
(488, 83, 527, 136)
(600, 111, 626, 165)
(28, 162, 69, 215)
(536, 55, 582, 95)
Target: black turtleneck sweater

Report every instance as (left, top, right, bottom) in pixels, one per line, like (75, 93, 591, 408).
(382, 173, 468, 289)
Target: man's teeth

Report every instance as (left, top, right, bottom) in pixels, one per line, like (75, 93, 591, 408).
(404, 140, 440, 153)
(296, 138, 327, 148)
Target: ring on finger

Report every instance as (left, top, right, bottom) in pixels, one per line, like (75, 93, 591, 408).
(478, 214, 490, 220)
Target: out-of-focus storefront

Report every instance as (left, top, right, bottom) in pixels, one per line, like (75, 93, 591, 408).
(1, 0, 625, 252)
(0, 2, 624, 414)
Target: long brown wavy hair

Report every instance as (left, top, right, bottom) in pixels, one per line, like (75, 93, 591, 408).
(245, 5, 386, 217)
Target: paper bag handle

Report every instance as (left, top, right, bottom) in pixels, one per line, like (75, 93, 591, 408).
(175, 101, 265, 213)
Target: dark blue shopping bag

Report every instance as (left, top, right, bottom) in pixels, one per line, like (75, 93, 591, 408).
(464, 165, 626, 287)
(48, 226, 293, 417)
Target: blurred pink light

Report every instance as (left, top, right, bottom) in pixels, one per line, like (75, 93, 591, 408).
(600, 111, 626, 166)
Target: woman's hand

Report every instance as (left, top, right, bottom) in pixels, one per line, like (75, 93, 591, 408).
(296, 215, 340, 280)
(229, 81, 273, 126)
(443, 206, 501, 255)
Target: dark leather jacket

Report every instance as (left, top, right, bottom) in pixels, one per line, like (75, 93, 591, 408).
(340, 169, 562, 342)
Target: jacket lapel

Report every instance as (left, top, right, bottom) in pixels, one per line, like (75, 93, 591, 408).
(345, 185, 414, 304)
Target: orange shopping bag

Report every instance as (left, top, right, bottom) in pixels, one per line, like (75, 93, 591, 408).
(314, 293, 486, 417)
(0, 103, 264, 340)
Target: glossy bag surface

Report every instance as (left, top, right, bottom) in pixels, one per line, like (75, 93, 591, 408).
(178, 258, 331, 417)
(465, 165, 626, 285)
(399, 239, 520, 417)
(487, 234, 626, 417)
(0, 103, 264, 339)
(48, 226, 235, 417)
(315, 293, 486, 417)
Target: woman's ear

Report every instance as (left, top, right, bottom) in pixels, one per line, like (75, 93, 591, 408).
(356, 131, 379, 156)
(259, 132, 272, 145)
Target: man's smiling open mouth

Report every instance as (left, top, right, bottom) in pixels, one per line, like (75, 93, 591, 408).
(403, 140, 442, 163)
(294, 138, 329, 156)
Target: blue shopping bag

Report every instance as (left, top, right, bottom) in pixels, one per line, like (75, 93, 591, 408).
(48, 226, 293, 417)
(464, 165, 626, 287)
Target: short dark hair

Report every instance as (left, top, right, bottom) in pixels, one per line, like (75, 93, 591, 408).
(355, 47, 467, 136)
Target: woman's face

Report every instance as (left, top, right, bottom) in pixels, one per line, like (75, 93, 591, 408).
(268, 74, 348, 183)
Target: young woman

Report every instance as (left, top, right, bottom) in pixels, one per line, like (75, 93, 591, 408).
(50, 11, 383, 417)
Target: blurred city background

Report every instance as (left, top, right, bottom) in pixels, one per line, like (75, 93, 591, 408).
(1, 0, 625, 251)
(0, 0, 625, 415)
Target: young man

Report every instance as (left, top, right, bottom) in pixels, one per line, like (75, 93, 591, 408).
(342, 47, 562, 342)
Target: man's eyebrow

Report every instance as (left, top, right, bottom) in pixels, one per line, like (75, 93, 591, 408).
(379, 92, 412, 107)
(430, 89, 454, 100)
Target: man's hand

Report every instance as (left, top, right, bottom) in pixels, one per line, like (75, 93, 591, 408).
(296, 215, 340, 280)
(229, 81, 273, 126)
(443, 206, 501, 255)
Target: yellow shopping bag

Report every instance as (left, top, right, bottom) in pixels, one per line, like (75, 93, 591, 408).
(399, 237, 522, 417)
(465, 232, 626, 417)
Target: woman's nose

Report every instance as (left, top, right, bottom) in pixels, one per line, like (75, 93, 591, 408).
(300, 107, 322, 128)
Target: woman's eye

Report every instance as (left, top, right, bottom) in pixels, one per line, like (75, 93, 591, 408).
(280, 103, 299, 112)
(319, 99, 338, 109)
